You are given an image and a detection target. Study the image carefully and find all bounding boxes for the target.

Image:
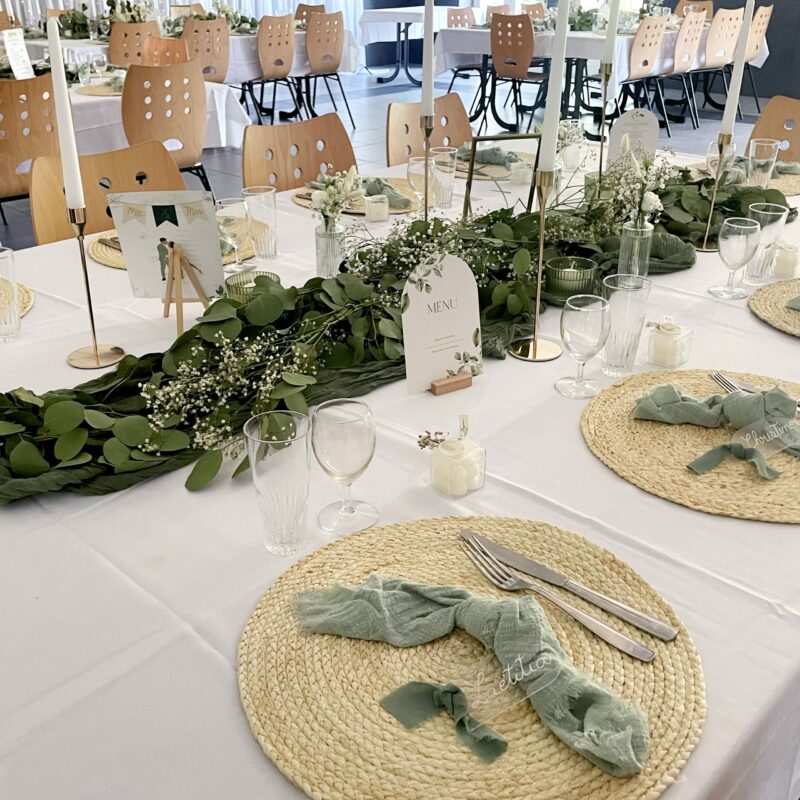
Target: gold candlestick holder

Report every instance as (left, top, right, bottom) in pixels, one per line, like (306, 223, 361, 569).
(507, 170, 563, 363)
(67, 207, 125, 369)
(420, 114, 434, 223)
(598, 61, 613, 187)
(698, 131, 733, 253)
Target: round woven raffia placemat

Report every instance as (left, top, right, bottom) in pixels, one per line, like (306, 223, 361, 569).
(688, 163, 800, 197)
(582, 370, 800, 523)
(0, 278, 34, 317)
(75, 84, 122, 96)
(87, 229, 253, 269)
(292, 177, 419, 216)
(748, 278, 800, 338)
(238, 515, 705, 800)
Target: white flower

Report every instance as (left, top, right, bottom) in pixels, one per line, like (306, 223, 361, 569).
(641, 191, 662, 214)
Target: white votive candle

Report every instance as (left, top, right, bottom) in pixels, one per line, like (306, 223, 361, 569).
(774, 243, 799, 279)
(364, 194, 389, 222)
(430, 439, 485, 497)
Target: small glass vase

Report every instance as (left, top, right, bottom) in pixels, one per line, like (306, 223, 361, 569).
(618, 220, 654, 277)
(315, 221, 343, 278)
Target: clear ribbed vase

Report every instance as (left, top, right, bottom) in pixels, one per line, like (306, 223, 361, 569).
(315, 221, 344, 278)
(618, 220, 654, 277)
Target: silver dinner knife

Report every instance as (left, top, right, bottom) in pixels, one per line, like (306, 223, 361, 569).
(461, 530, 679, 642)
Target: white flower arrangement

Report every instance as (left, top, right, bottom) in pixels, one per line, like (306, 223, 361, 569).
(310, 167, 364, 231)
(106, 0, 149, 23)
(533, 120, 585, 153)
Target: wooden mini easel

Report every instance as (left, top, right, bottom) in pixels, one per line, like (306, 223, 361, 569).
(162, 243, 211, 334)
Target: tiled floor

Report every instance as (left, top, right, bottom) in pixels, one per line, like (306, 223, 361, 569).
(0, 69, 760, 251)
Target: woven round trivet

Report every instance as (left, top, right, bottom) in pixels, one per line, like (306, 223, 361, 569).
(292, 177, 419, 215)
(238, 515, 705, 800)
(0, 279, 34, 317)
(582, 370, 800, 523)
(748, 278, 800, 338)
(87, 229, 253, 269)
(75, 84, 122, 96)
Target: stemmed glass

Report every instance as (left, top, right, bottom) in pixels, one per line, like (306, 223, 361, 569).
(407, 156, 432, 208)
(555, 295, 610, 398)
(98, 17, 111, 37)
(709, 218, 761, 300)
(311, 399, 378, 535)
(706, 140, 737, 181)
(215, 198, 250, 272)
(92, 52, 107, 77)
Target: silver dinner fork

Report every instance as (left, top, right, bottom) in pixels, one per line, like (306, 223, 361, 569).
(461, 537, 656, 662)
(710, 371, 800, 414)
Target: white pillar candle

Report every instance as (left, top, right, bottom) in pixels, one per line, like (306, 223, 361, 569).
(420, 0, 434, 118)
(47, 17, 85, 209)
(601, 0, 620, 65)
(720, 0, 755, 136)
(537, 0, 570, 172)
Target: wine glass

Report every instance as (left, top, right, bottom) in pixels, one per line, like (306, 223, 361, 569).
(98, 17, 111, 37)
(706, 139, 737, 180)
(215, 198, 250, 272)
(311, 399, 378, 535)
(708, 218, 761, 300)
(555, 294, 610, 398)
(406, 156, 432, 207)
(92, 52, 108, 77)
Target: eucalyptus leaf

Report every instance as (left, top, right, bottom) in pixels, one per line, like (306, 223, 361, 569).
(198, 317, 243, 343)
(492, 222, 514, 241)
(284, 391, 309, 414)
(511, 248, 531, 276)
(185, 449, 223, 491)
(378, 318, 402, 340)
(55, 428, 88, 462)
(0, 422, 24, 436)
(159, 429, 191, 452)
(103, 438, 130, 467)
(232, 455, 250, 478)
(54, 452, 93, 469)
(9, 441, 49, 477)
(197, 301, 238, 323)
(282, 372, 317, 386)
(43, 400, 85, 435)
(245, 293, 283, 326)
(11, 388, 44, 407)
(113, 415, 151, 447)
(270, 382, 305, 399)
(84, 409, 115, 429)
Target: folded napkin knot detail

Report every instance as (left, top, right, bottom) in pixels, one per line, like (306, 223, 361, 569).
(293, 574, 650, 776)
(786, 296, 800, 312)
(380, 681, 508, 762)
(363, 177, 411, 209)
(456, 144, 520, 167)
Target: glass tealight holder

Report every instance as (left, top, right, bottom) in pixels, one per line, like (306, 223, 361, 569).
(509, 161, 534, 186)
(364, 194, 389, 222)
(646, 316, 693, 369)
(773, 242, 799, 280)
(430, 439, 486, 498)
(544, 256, 598, 304)
(225, 270, 280, 304)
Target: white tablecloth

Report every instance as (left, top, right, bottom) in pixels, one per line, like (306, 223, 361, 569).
(25, 30, 360, 87)
(2, 155, 800, 800)
(358, 4, 458, 47)
(434, 27, 770, 97)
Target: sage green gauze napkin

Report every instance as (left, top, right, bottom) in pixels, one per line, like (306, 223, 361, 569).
(380, 681, 508, 763)
(634, 384, 800, 478)
(293, 574, 650, 776)
(456, 144, 520, 167)
(363, 177, 411, 209)
(786, 296, 800, 312)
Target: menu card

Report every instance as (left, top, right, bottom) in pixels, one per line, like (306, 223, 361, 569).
(400, 254, 483, 393)
(2, 29, 34, 79)
(607, 109, 659, 165)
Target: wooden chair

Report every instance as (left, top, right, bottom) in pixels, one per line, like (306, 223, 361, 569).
(242, 112, 356, 191)
(749, 96, 800, 162)
(121, 61, 213, 194)
(522, 3, 545, 21)
(0, 74, 60, 226)
(674, 0, 713, 17)
(485, 4, 510, 24)
(302, 11, 354, 128)
(658, 9, 705, 128)
(142, 36, 191, 66)
(445, 7, 484, 105)
(0, 11, 15, 29)
(744, 4, 773, 114)
(386, 93, 473, 166)
(108, 21, 160, 67)
(30, 141, 185, 244)
(181, 18, 229, 83)
(243, 14, 303, 125)
(295, 3, 325, 23)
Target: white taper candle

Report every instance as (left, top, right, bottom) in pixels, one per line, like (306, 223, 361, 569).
(538, 0, 570, 172)
(601, 0, 620, 65)
(421, 0, 434, 118)
(720, 0, 755, 136)
(47, 16, 85, 209)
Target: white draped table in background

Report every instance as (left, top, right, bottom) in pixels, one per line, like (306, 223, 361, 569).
(2, 154, 800, 800)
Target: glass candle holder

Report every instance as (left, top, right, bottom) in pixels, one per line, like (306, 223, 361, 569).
(773, 242, 799, 279)
(647, 316, 693, 369)
(544, 256, 598, 303)
(430, 439, 485, 498)
(225, 270, 280, 304)
(509, 161, 534, 186)
(364, 194, 389, 222)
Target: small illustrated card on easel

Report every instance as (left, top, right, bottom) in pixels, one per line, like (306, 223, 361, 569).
(400, 254, 482, 394)
(1, 29, 34, 79)
(607, 109, 659, 165)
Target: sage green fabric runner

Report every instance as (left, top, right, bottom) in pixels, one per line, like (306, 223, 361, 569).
(786, 296, 800, 312)
(362, 177, 412, 209)
(634, 384, 800, 478)
(293, 574, 650, 776)
(380, 681, 508, 763)
(456, 144, 520, 167)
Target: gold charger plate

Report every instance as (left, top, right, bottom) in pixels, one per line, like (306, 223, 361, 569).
(582, 369, 800, 523)
(291, 177, 419, 216)
(0, 278, 34, 317)
(748, 277, 800, 338)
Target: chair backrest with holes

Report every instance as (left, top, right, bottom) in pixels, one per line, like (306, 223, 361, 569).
(257, 14, 295, 81)
(142, 36, 191, 66)
(485, 4, 511, 23)
(668, 9, 705, 75)
(30, 140, 186, 244)
(0, 74, 60, 199)
(746, 4, 772, 63)
(522, 3, 545, 21)
(749, 95, 800, 162)
(703, 7, 742, 69)
(122, 61, 207, 170)
(295, 3, 326, 22)
(491, 13, 534, 81)
(385, 93, 472, 167)
(0, 11, 14, 29)
(628, 15, 667, 80)
(108, 21, 160, 66)
(447, 7, 475, 28)
(306, 10, 344, 75)
(674, 0, 713, 18)
(242, 113, 356, 191)
(181, 18, 229, 82)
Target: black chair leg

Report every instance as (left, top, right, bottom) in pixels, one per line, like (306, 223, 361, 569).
(288, 78, 306, 119)
(0, 202, 7, 226)
(322, 75, 338, 111)
(246, 82, 263, 124)
(447, 69, 457, 94)
(653, 78, 671, 137)
(271, 81, 278, 126)
(745, 63, 761, 114)
(182, 165, 214, 201)
(333, 74, 355, 129)
(680, 75, 698, 129)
